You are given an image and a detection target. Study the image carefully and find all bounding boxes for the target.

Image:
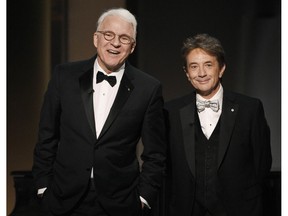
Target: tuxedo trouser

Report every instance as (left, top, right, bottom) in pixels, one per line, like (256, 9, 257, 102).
(39, 179, 108, 216)
(191, 200, 227, 216)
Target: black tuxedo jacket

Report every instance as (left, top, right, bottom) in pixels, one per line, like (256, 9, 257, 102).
(164, 90, 272, 216)
(32, 56, 166, 216)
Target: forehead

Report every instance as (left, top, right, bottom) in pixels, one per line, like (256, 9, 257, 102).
(99, 15, 134, 35)
(187, 48, 217, 63)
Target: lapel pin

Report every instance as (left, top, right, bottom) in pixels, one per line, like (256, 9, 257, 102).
(231, 108, 234, 112)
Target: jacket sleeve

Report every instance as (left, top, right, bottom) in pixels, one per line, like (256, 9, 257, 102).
(32, 65, 62, 190)
(138, 83, 167, 208)
(251, 99, 272, 182)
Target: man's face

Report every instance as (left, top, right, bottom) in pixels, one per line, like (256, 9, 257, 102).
(185, 48, 225, 99)
(93, 16, 136, 73)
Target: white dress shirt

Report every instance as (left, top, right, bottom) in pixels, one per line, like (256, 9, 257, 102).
(196, 84, 223, 139)
(93, 59, 124, 138)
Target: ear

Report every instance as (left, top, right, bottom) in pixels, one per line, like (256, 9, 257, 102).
(185, 71, 190, 80)
(130, 42, 136, 54)
(219, 64, 226, 78)
(93, 33, 98, 48)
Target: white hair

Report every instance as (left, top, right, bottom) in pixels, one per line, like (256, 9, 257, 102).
(97, 8, 137, 39)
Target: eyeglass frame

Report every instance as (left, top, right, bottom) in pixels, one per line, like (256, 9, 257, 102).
(96, 30, 135, 45)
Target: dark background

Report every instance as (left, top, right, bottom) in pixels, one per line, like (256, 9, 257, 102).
(7, 0, 281, 214)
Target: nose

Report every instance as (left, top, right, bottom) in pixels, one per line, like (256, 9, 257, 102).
(198, 66, 207, 77)
(110, 36, 121, 47)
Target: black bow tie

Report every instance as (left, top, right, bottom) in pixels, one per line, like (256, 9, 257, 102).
(96, 71, 117, 87)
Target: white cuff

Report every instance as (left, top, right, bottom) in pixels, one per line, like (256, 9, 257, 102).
(37, 187, 47, 195)
(140, 196, 151, 209)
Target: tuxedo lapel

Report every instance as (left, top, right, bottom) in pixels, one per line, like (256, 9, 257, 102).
(98, 70, 134, 139)
(79, 66, 96, 138)
(180, 97, 197, 176)
(218, 93, 239, 169)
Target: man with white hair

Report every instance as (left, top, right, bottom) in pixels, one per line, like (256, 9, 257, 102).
(32, 8, 166, 216)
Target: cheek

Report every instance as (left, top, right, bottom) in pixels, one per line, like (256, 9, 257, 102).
(121, 49, 132, 59)
(213, 73, 221, 82)
(187, 72, 197, 80)
(186, 72, 193, 79)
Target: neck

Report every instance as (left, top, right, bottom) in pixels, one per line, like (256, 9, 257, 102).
(197, 83, 222, 100)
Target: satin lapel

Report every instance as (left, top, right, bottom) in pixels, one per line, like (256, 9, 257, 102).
(218, 94, 239, 169)
(180, 101, 196, 176)
(98, 72, 134, 139)
(79, 68, 96, 138)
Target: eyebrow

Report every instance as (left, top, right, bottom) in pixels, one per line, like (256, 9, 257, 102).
(189, 60, 213, 65)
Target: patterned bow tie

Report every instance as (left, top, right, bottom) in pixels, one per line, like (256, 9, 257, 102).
(196, 100, 220, 112)
(96, 71, 117, 87)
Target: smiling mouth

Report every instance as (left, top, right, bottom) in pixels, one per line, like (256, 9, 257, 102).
(108, 49, 120, 55)
(197, 79, 209, 84)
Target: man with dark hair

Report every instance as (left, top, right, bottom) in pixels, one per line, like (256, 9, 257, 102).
(165, 33, 272, 216)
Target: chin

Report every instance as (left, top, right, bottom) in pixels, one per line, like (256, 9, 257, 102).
(197, 89, 214, 97)
(104, 61, 118, 68)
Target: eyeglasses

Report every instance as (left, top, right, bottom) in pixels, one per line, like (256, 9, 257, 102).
(97, 30, 135, 45)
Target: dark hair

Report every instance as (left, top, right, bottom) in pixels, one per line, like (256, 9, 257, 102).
(182, 33, 226, 69)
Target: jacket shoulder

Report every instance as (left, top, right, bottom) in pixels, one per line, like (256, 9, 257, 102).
(225, 91, 263, 106)
(126, 63, 161, 86)
(54, 57, 95, 73)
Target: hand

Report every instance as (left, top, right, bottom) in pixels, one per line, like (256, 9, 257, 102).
(141, 202, 145, 209)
